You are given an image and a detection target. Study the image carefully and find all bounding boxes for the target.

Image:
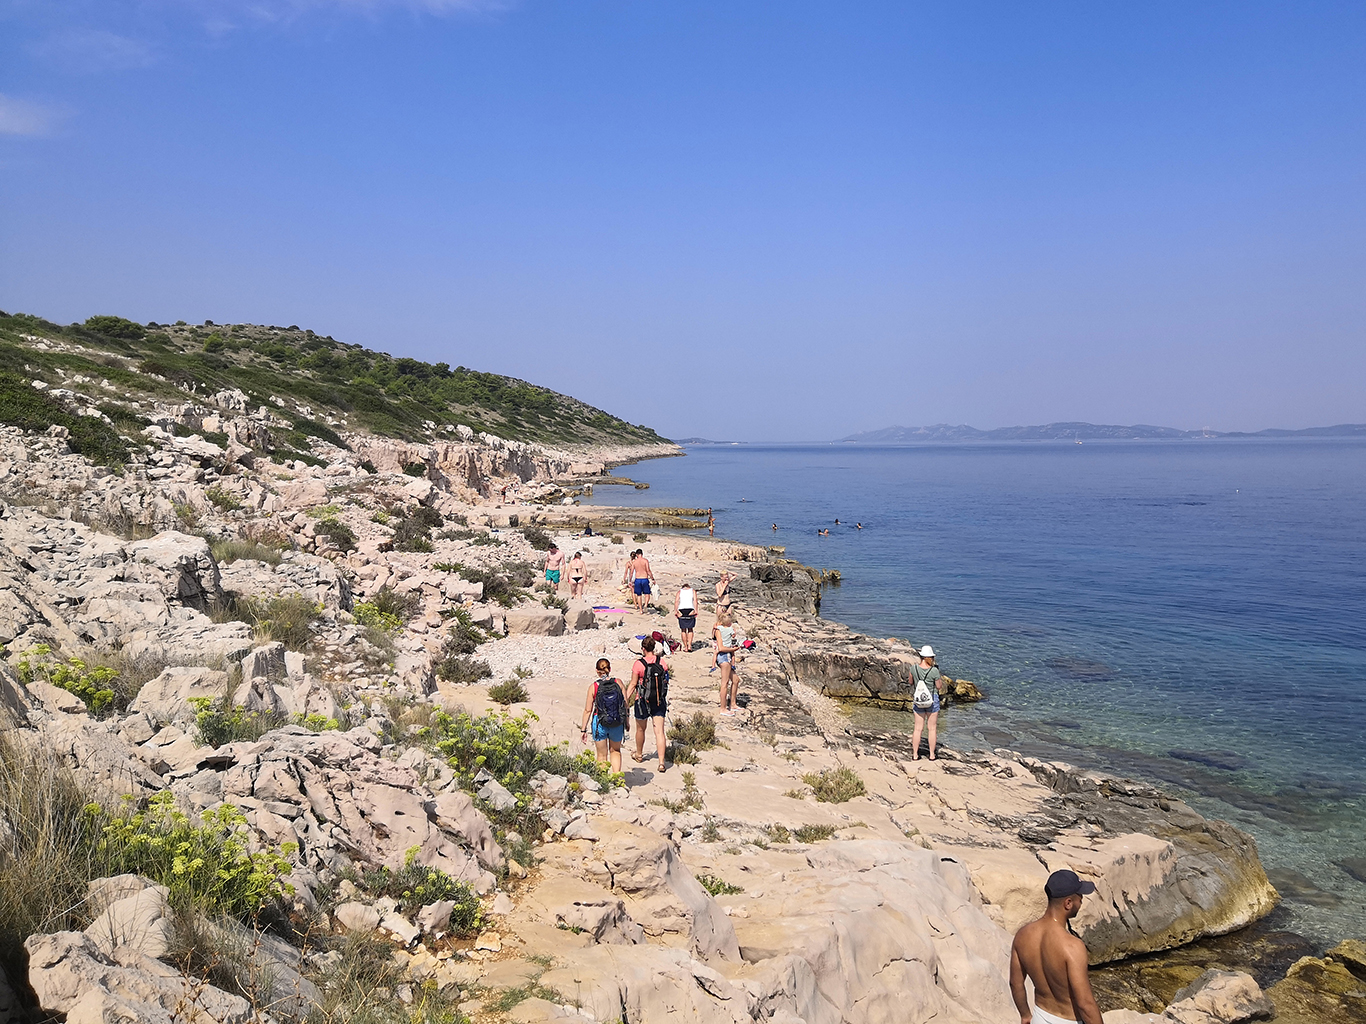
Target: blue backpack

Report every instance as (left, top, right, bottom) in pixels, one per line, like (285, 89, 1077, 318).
(594, 678, 626, 728)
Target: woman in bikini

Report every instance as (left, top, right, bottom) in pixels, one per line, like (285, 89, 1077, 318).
(568, 551, 586, 599)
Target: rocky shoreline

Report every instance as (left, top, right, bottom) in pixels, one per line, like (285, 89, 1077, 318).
(0, 404, 1360, 1024)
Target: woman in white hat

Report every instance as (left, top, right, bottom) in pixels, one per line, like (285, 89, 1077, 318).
(910, 645, 946, 760)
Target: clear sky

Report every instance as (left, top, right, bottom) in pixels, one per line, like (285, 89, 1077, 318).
(2, 1, 1364, 440)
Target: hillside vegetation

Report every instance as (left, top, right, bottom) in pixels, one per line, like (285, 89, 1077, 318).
(0, 311, 662, 455)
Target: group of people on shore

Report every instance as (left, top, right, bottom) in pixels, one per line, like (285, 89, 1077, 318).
(559, 540, 1104, 1023)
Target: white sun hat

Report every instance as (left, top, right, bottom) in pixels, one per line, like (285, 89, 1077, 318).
(919, 645, 935, 658)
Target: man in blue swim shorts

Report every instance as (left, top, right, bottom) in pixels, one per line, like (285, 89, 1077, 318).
(628, 549, 654, 612)
(543, 543, 565, 592)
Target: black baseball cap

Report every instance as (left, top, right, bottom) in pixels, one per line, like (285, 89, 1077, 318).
(1045, 869, 1096, 899)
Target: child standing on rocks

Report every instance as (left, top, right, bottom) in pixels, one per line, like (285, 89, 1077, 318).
(581, 658, 629, 773)
(714, 609, 741, 716)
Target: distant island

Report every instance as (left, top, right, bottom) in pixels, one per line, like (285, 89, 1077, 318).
(672, 437, 741, 445)
(838, 421, 1366, 443)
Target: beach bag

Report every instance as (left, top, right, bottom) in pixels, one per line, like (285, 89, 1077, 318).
(594, 678, 626, 728)
(912, 666, 935, 710)
(638, 658, 669, 705)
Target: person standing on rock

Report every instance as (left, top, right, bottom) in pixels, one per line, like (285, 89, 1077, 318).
(675, 580, 698, 651)
(910, 645, 946, 760)
(629, 549, 655, 612)
(543, 543, 565, 593)
(630, 636, 670, 772)
(580, 657, 628, 773)
(714, 609, 741, 715)
(568, 551, 586, 598)
(1010, 870, 1104, 1024)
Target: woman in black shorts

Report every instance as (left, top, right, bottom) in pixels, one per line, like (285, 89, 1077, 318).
(675, 580, 697, 651)
(630, 636, 670, 771)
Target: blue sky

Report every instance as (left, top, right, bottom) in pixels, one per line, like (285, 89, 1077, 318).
(2, 1, 1364, 440)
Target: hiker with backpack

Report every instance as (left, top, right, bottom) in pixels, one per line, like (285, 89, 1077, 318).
(630, 637, 670, 772)
(580, 657, 630, 772)
(909, 645, 946, 761)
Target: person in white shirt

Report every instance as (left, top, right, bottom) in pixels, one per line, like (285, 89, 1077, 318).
(675, 581, 697, 651)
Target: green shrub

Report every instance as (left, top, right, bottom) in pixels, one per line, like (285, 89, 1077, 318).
(315, 518, 357, 553)
(792, 824, 838, 843)
(428, 710, 619, 812)
(436, 656, 492, 685)
(16, 644, 121, 715)
(441, 608, 488, 655)
(667, 743, 700, 765)
(83, 314, 146, 339)
(354, 602, 402, 632)
(191, 697, 287, 747)
(294, 712, 342, 732)
(367, 586, 420, 623)
(696, 873, 743, 896)
(354, 850, 482, 931)
(445, 563, 527, 608)
(402, 463, 427, 477)
(521, 525, 553, 551)
(801, 766, 865, 803)
(232, 594, 321, 649)
(370, 509, 391, 525)
(487, 679, 528, 704)
(211, 538, 283, 566)
(94, 792, 294, 919)
(765, 824, 793, 844)
(651, 770, 704, 813)
(632, 532, 648, 543)
(392, 506, 443, 552)
(174, 502, 199, 528)
(610, 535, 624, 544)
(0, 734, 103, 986)
(668, 712, 717, 751)
(204, 486, 243, 512)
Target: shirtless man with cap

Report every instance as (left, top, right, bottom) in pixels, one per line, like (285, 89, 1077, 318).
(1009, 870, 1104, 1024)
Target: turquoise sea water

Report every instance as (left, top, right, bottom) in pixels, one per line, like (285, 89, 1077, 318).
(587, 440, 1366, 946)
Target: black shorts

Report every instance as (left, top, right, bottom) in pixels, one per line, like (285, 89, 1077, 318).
(677, 614, 696, 631)
(634, 696, 667, 720)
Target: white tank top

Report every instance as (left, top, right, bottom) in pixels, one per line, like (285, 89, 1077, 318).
(678, 587, 696, 612)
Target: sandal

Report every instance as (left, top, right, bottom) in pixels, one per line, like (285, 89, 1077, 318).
(631, 753, 645, 763)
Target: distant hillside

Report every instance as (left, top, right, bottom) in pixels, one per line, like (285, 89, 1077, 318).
(840, 421, 1366, 443)
(0, 312, 664, 451)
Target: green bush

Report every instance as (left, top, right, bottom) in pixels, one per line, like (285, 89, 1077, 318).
(428, 710, 619, 811)
(16, 644, 121, 715)
(0, 371, 131, 467)
(402, 463, 428, 477)
(354, 850, 482, 931)
(392, 506, 443, 552)
(354, 602, 402, 632)
(440, 608, 488, 655)
(668, 712, 717, 751)
(801, 766, 865, 803)
(792, 824, 838, 843)
(487, 679, 529, 704)
(232, 594, 321, 649)
(315, 518, 357, 553)
(191, 697, 287, 748)
(696, 873, 743, 896)
(94, 792, 294, 919)
(437, 656, 492, 685)
(445, 564, 527, 608)
(83, 315, 146, 339)
(521, 525, 553, 551)
(632, 532, 648, 543)
(211, 538, 283, 565)
(204, 485, 243, 512)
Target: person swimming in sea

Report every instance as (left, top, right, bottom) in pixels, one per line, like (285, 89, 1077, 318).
(856, 522, 862, 529)
(771, 523, 778, 531)
(834, 518, 840, 525)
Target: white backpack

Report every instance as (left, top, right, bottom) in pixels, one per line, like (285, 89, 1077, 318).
(912, 665, 936, 710)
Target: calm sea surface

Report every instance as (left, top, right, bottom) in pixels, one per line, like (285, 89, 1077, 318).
(587, 440, 1366, 946)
